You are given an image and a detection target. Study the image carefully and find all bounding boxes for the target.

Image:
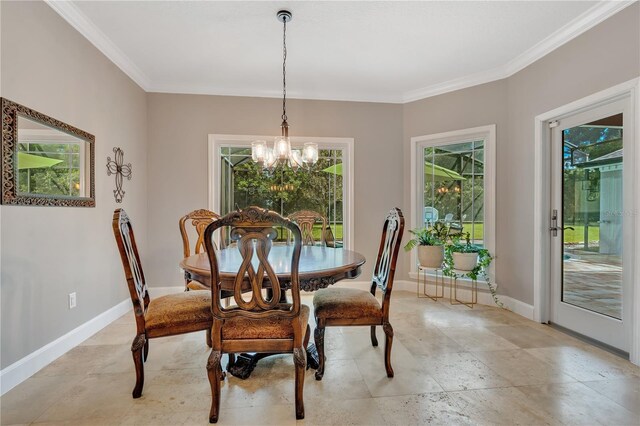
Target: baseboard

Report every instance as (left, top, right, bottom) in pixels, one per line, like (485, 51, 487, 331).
(0, 298, 131, 395)
(395, 279, 535, 320)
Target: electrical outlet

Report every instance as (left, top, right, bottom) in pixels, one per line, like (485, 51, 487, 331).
(69, 292, 77, 309)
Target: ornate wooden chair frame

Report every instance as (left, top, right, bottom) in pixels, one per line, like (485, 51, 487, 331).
(113, 209, 213, 398)
(288, 210, 327, 246)
(313, 207, 404, 380)
(179, 209, 224, 291)
(204, 206, 310, 423)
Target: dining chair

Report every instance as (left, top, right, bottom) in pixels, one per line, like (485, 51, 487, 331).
(288, 210, 327, 246)
(179, 208, 223, 291)
(312, 207, 404, 380)
(203, 206, 310, 423)
(112, 208, 213, 398)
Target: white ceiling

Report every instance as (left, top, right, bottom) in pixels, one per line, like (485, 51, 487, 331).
(48, 1, 632, 103)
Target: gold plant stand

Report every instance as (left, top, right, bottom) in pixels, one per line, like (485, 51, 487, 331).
(417, 265, 445, 301)
(449, 270, 478, 308)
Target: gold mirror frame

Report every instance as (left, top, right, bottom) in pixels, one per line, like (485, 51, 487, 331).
(1, 98, 95, 207)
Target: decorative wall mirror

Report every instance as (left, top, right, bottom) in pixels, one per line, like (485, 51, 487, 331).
(1, 98, 95, 207)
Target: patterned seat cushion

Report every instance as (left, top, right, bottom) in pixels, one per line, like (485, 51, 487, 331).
(313, 287, 382, 320)
(222, 304, 310, 340)
(145, 291, 213, 337)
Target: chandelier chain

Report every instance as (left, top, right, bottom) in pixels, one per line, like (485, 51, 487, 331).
(282, 17, 287, 123)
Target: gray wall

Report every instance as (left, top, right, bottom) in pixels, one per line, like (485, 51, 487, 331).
(402, 2, 640, 304)
(146, 94, 403, 288)
(0, 1, 148, 368)
(1, 0, 638, 370)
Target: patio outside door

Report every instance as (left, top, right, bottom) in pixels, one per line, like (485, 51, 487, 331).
(549, 97, 630, 352)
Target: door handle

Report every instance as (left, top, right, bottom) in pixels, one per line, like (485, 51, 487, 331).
(550, 210, 574, 236)
(549, 226, 574, 231)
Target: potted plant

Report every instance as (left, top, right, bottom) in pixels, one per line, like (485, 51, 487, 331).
(448, 232, 481, 271)
(443, 232, 502, 307)
(403, 221, 449, 268)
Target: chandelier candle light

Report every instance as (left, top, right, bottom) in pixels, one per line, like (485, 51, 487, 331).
(251, 10, 318, 172)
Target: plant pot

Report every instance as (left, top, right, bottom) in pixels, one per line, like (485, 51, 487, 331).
(418, 245, 444, 268)
(452, 252, 478, 271)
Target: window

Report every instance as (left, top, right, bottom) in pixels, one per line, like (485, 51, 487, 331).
(209, 135, 354, 248)
(410, 125, 496, 275)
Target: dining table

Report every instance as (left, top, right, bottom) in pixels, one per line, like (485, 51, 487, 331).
(180, 245, 366, 378)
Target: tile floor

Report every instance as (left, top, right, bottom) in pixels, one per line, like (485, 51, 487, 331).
(2, 291, 639, 425)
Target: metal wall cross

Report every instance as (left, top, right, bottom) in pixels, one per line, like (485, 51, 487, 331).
(106, 147, 132, 203)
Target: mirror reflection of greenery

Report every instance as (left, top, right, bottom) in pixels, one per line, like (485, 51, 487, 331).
(17, 142, 81, 196)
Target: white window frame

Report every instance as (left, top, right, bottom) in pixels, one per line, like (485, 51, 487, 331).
(409, 125, 496, 280)
(208, 134, 355, 249)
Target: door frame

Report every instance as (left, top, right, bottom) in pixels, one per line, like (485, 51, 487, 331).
(533, 78, 639, 365)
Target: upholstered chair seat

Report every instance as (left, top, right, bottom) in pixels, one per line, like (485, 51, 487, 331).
(204, 206, 310, 423)
(313, 288, 382, 320)
(112, 208, 217, 400)
(222, 305, 310, 340)
(145, 291, 213, 338)
(313, 208, 404, 381)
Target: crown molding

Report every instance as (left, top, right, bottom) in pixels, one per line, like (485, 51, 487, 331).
(48, 0, 634, 104)
(402, 66, 509, 103)
(403, 1, 635, 103)
(502, 0, 635, 77)
(147, 85, 405, 104)
(45, 0, 151, 91)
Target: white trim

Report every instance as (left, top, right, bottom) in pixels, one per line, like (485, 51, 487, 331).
(208, 134, 355, 249)
(533, 78, 639, 364)
(0, 298, 131, 395)
(349, 279, 535, 320)
(501, 1, 634, 78)
(409, 125, 496, 279)
(44, 0, 151, 91)
(47, 1, 633, 104)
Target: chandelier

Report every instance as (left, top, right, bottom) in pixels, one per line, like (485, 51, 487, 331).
(251, 10, 318, 172)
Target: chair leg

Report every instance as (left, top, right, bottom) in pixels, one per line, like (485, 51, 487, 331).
(303, 324, 311, 349)
(383, 322, 394, 378)
(207, 350, 222, 423)
(370, 325, 378, 347)
(293, 347, 306, 420)
(227, 353, 236, 369)
(131, 334, 146, 398)
(314, 322, 326, 381)
(143, 339, 149, 362)
(206, 328, 212, 348)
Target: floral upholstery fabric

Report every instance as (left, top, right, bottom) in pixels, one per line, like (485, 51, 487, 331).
(313, 288, 382, 320)
(145, 291, 213, 337)
(222, 304, 310, 340)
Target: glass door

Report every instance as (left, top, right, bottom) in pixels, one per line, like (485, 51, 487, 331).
(550, 98, 630, 351)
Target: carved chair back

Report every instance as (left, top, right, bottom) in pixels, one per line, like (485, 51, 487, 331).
(204, 206, 303, 321)
(288, 210, 327, 246)
(370, 207, 404, 320)
(179, 209, 224, 258)
(112, 209, 150, 334)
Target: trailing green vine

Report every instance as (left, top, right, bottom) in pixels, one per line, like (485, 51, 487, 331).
(442, 233, 504, 308)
